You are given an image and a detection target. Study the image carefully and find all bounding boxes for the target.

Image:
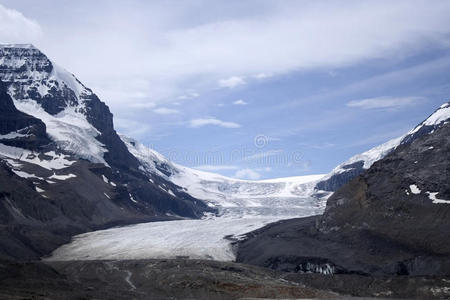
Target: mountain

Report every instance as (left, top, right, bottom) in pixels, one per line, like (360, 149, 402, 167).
(0, 44, 215, 260)
(237, 101, 450, 276)
(316, 102, 450, 191)
(0, 44, 327, 260)
(121, 134, 328, 217)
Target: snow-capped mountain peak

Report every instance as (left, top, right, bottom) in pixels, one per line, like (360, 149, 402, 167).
(317, 100, 450, 191)
(0, 44, 110, 164)
(407, 101, 450, 136)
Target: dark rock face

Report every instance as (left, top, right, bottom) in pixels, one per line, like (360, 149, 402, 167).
(322, 122, 450, 256)
(0, 80, 50, 149)
(315, 161, 365, 191)
(237, 122, 450, 276)
(0, 46, 77, 115)
(83, 92, 142, 170)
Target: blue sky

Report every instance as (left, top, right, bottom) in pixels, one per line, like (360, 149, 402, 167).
(1, 0, 450, 179)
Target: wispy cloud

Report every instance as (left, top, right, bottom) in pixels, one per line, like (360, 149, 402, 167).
(194, 165, 239, 171)
(234, 168, 261, 180)
(189, 118, 241, 128)
(177, 91, 199, 100)
(130, 102, 156, 109)
(233, 167, 272, 180)
(218, 76, 246, 88)
(115, 117, 152, 138)
(254, 73, 272, 79)
(233, 99, 248, 105)
(242, 150, 283, 161)
(347, 96, 424, 109)
(0, 4, 42, 44)
(153, 107, 180, 115)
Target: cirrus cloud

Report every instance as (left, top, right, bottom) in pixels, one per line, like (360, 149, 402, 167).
(153, 107, 180, 115)
(0, 4, 42, 44)
(189, 118, 241, 128)
(347, 96, 425, 110)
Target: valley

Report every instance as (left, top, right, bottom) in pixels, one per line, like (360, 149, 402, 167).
(0, 24, 450, 299)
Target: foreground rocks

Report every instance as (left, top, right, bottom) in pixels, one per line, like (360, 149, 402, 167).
(1, 259, 449, 299)
(0, 259, 336, 300)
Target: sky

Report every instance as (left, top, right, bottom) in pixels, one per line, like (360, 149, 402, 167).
(1, 0, 450, 179)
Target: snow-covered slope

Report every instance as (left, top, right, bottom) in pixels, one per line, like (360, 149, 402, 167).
(121, 135, 327, 214)
(0, 44, 108, 165)
(316, 101, 450, 191)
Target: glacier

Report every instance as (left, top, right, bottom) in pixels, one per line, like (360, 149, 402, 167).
(47, 137, 328, 261)
(46, 172, 326, 261)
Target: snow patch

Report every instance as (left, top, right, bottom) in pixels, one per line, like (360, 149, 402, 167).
(13, 100, 108, 165)
(410, 184, 421, 195)
(0, 144, 75, 170)
(0, 131, 30, 140)
(11, 169, 43, 180)
(427, 192, 450, 204)
(49, 173, 77, 181)
(129, 193, 138, 203)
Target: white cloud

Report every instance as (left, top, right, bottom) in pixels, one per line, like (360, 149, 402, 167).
(189, 118, 241, 128)
(0, 4, 42, 44)
(115, 117, 151, 138)
(153, 107, 180, 114)
(194, 165, 239, 171)
(218, 76, 246, 88)
(254, 73, 272, 79)
(242, 150, 283, 161)
(347, 96, 424, 109)
(177, 91, 199, 100)
(232, 99, 248, 105)
(130, 102, 156, 109)
(234, 168, 261, 180)
(9, 1, 450, 109)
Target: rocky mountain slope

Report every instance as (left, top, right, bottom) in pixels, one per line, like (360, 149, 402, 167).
(237, 102, 450, 276)
(0, 44, 214, 260)
(316, 102, 450, 191)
